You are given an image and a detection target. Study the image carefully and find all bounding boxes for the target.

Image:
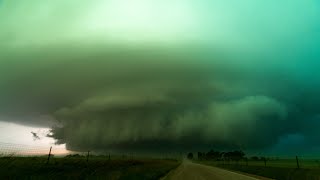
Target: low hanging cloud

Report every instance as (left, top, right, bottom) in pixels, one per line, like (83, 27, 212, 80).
(1, 47, 320, 153)
(31, 132, 40, 141)
(35, 49, 290, 152)
(0, 46, 319, 153)
(49, 84, 287, 152)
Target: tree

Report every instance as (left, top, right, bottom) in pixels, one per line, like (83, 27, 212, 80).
(198, 152, 205, 160)
(251, 156, 259, 161)
(223, 150, 245, 161)
(206, 150, 223, 160)
(187, 152, 194, 160)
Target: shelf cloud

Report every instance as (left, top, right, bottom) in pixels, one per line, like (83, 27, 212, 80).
(0, 0, 320, 154)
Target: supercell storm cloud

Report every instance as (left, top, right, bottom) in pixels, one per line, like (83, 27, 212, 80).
(0, 0, 320, 154)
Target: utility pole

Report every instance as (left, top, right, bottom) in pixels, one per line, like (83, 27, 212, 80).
(46, 146, 52, 164)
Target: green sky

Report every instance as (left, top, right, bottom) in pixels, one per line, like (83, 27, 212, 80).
(0, 0, 320, 155)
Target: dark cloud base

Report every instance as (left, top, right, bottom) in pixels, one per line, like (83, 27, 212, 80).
(0, 46, 320, 154)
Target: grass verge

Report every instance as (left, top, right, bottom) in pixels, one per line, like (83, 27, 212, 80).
(197, 161, 320, 180)
(0, 156, 180, 179)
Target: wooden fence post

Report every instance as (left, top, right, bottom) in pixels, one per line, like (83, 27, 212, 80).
(46, 146, 52, 164)
(296, 156, 300, 169)
(87, 151, 90, 163)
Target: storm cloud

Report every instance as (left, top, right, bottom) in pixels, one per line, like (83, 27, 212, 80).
(0, 0, 320, 154)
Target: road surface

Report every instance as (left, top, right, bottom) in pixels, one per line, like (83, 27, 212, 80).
(163, 160, 269, 180)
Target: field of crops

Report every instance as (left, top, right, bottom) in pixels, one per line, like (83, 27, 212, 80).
(0, 156, 180, 179)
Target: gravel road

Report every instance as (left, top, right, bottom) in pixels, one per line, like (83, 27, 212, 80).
(163, 160, 269, 180)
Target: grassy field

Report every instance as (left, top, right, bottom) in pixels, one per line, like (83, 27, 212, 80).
(0, 156, 180, 179)
(196, 159, 320, 180)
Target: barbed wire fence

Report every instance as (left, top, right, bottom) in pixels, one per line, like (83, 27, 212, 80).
(195, 154, 320, 169)
(2, 141, 320, 169)
(0, 141, 145, 163)
(0, 142, 69, 157)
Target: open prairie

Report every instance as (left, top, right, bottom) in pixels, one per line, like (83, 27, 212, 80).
(0, 156, 179, 179)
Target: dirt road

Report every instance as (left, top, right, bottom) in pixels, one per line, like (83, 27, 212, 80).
(163, 160, 267, 180)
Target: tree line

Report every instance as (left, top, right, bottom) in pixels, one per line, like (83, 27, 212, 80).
(197, 150, 245, 161)
(187, 150, 245, 161)
(188, 150, 270, 163)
